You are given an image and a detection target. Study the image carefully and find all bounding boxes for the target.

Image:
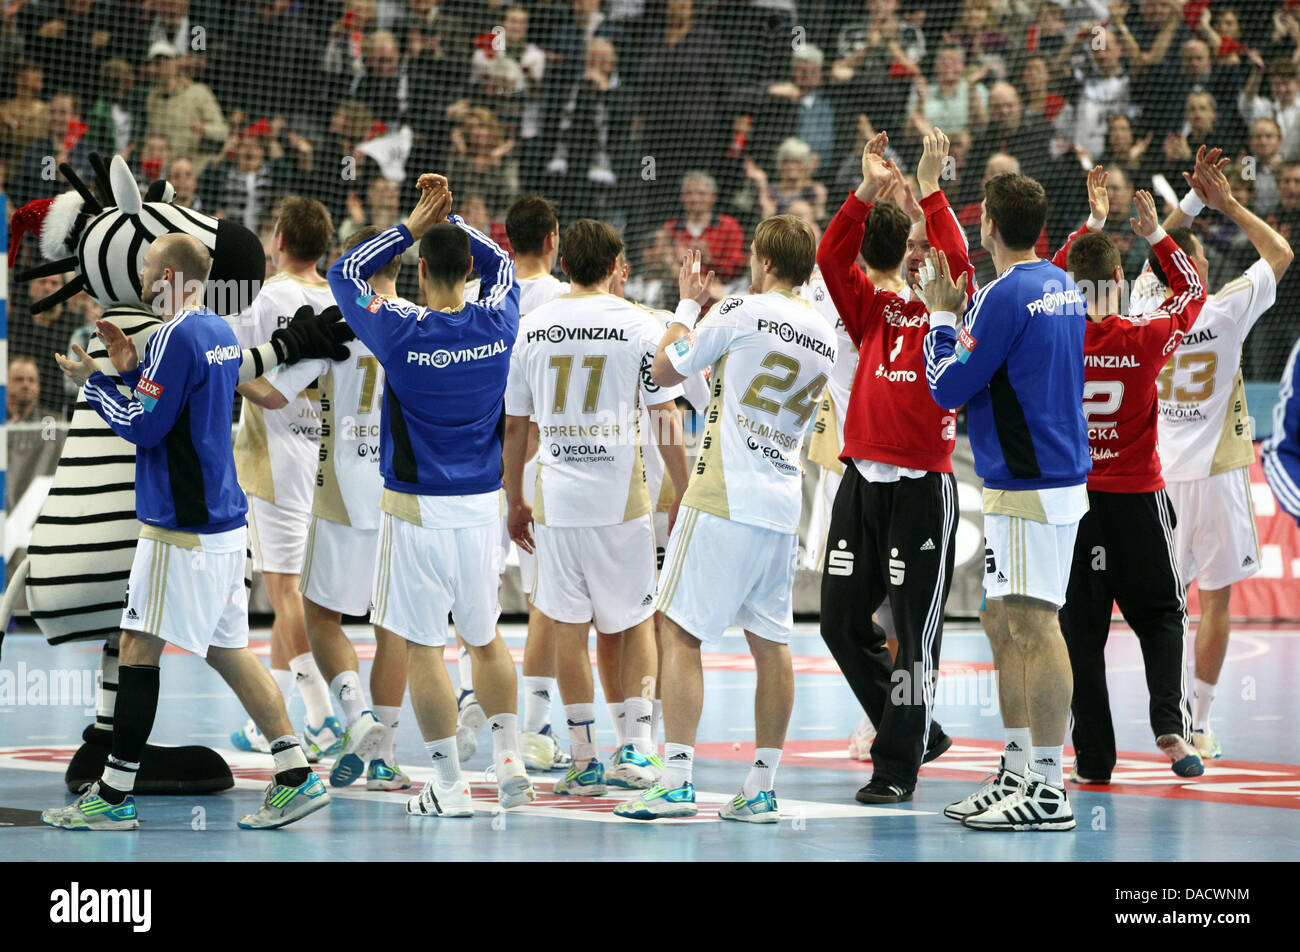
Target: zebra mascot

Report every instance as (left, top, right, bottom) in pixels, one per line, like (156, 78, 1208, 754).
(5, 153, 350, 794)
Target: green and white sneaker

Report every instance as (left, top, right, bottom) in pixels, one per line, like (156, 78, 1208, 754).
(606, 744, 664, 789)
(42, 782, 139, 831)
(237, 773, 331, 829)
(613, 781, 697, 820)
(719, 789, 780, 823)
(553, 758, 607, 796)
(304, 716, 345, 764)
(366, 759, 412, 791)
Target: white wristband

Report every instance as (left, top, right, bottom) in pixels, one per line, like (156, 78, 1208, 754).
(1086, 215, 1106, 233)
(1146, 225, 1168, 246)
(928, 310, 958, 331)
(669, 299, 702, 331)
(1180, 191, 1205, 217)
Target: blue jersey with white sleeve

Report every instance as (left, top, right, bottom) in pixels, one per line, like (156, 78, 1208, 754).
(83, 306, 248, 532)
(1263, 335, 1300, 524)
(924, 259, 1090, 490)
(327, 217, 520, 496)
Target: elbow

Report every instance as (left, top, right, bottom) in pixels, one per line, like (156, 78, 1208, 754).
(651, 356, 684, 388)
(264, 392, 289, 411)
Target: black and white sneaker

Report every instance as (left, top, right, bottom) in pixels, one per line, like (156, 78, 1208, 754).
(961, 770, 1075, 831)
(856, 778, 913, 804)
(943, 755, 1023, 821)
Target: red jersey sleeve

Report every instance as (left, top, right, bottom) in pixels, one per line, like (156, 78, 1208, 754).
(817, 192, 879, 347)
(921, 190, 975, 299)
(1129, 234, 1206, 360)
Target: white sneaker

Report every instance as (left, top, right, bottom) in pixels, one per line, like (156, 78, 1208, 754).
(847, 715, 876, 761)
(456, 693, 486, 761)
(943, 756, 1024, 821)
(1192, 729, 1222, 760)
(520, 727, 568, 771)
(962, 770, 1076, 831)
(494, 756, 536, 809)
(329, 711, 386, 787)
(407, 779, 475, 817)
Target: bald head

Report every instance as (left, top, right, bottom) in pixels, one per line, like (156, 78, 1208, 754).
(141, 233, 211, 316)
(989, 81, 1022, 127)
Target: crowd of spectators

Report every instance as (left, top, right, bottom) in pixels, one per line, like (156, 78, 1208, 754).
(6, 0, 1300, 419)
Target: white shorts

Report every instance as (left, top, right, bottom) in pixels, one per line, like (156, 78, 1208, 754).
(247, 495, 311, 575)
(532, 515, 657, 633)
(983, 514, 1079, 609)
(122, 527, 249, 658)
(652, 510, 670, 573)
(803, 465, 843, 570)
(1167, 469, 1261, 590)
(370, 512, 501, 648)
(300, 516, 378, 617)
(655, 507, 798, 647)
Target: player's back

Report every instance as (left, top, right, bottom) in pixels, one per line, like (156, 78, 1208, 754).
(685, 291, 836, 533)
(510, 292, 673, 527)
(519, 273, 570, 315)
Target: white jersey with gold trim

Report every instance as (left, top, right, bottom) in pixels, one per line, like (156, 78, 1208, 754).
(1158, 259, 1277, 481)
(506, 291, 683, 528)
(667, 290, 837, 534)
(229, 273, 331, 512)
(801, 267, 858, 474)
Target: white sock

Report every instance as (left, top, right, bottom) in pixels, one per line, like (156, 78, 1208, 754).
(607, 701, 626, 747)
(456, 646, 473, 697)
(289, 653, 335, 727)
(623, 697, 653, 754)
(374, 704, 400, 764)
(102, 756, 138, 795)
(1004, 727, 1031, 775)
(270, 736, 308, 773)
(663, 743, 694, 788)
(488, 712, 520, 772)
(564, 703, 597, 765)
(522, 676, 554, 734)
(272, 667, 294, 706)
(329, 670, 368, 728)
(743, 747, 781, 799)
(652, 699, 663, 749)
(1192, 677, 1216, 732)
(425, 736, 461, 785)
(1030, 745, 1065, 788)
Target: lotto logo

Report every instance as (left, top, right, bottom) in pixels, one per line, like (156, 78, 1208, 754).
(826, 540, 854, 576)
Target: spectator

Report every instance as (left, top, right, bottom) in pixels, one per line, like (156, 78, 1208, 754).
(748, 137, 827, 223)
(1018, 55, 1065, 125)
(197, 127, 295, 231)
(27, 0, 121, 104)
(1, 62, 48, 172)
(661, 170, 746, 284)
(13, 90, 92, 207)
(1054, 26, 1134, 160)
(10, 273, 85, 417)
(7, 356, 58, 424)
(134, 132, 171, 187)
(1155, 91, 1227, 180)
(1096, 113, 1153, 180)
(144, 40, 228, 172)
(352, 29, 408, 125)
(1256, 160, 1300, 378)
(906, 43, 988, 139)
(623, 224, 678, 311)
(945, 0, 1010, 75)
(1246, 117, 1285, 216)
(168, 155, 202, 209)
(765, 45, 836, 174)
(470, 5, 546, 140)
(1239, 58, 1300, 162)
(444, 104, 519, 220)
(1098, 165, 1150, 279)
(824, 3, 919, 139)
(323, 0, 378, 108)
(85, 58, 142, 158)
(969, 80, 1054, 185)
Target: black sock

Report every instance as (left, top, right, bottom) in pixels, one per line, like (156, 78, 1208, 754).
(269, 737, 310, 788)
(109, 664, 160, 771)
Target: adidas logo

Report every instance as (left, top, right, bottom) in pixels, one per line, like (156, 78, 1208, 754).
(1036, 758, 1057, 766)
(668, 752, 691, 761)
(295, 671, 309, 681)
(531, 690, 550, 699)
(1242, 555, 1255, 567)
(996, 571, 1008, 583)
(637, 715, 652, 724)
(490, 722, 504, 732)
(754, 760, 768, 768)
(920, 538, 935, 551)
(125, 607, 139, 621)
(641, 594, 654, 606)
(431, 751, 446, 760)
(1006, 742, 1022, 751)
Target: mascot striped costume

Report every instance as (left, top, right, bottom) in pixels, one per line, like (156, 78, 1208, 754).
(6, 153, 351, 793)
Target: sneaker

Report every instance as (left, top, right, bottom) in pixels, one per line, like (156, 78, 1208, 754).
(456, 692, 486, 762)
(494, 756, 536, 809)
(237, 773, 331, 829)
(1157, 734, 1205, 777)
(329, 711, 386, 787)
(923, 731, 953, 764)
(1069, 769, 1111, 785)
(847, 716, 875, 761)
(606, 744, 665, 789)
(943, 756, 1024, 821)
(407, 779, 475, 817)
(553, 758, 607, 796)
(304, 716, 345, 763)
(520, 724, 566, 772)
(719, 789, 780, 823)
(41, 782, 139, 831)
(962, 770, 1075, 831)
(1192, 729, 1222, 760)
(231, 719, 270, 753)
(856, 777, 913, 804)
(613, 781, 697, 820)
(366, 759, 412, 791)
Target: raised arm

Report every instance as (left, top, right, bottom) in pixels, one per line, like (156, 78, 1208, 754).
(1131, 189, 1206, 337)
(1197, 153, 1294, 281)
(917, 127, 975, 297)
(1051, 164, 1111, 268)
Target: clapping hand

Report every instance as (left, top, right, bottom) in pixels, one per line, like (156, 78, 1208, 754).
(913, 249, 968, 318)
(678, 249, 715, 307)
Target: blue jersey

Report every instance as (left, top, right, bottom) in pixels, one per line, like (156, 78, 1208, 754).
(1263, 335, 1300, 524)
(328, 219, 520, 496)
(924, 259, 1091, 490)
(83, 307, 248, 532)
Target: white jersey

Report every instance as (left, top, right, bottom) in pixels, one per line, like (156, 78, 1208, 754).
(230, 273, 330, 512)
(667, 290, 837, 533)
(505, 291, 683, 527)
(467, 272, 569, 312)
(1158, 259, 1277, 481)
(800, 267, 858, 474)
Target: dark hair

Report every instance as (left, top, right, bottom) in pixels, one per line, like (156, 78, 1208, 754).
(1147, 226, 1198, 287)
(505, 195, 558, 256)
(860, 201, 910, 271)
(418, 223, 473, 286)
(347, 225, 401, 281)
(276, 197, 334, 262)
(983, 172, 1047, 250)
(1066, 231, 1121, 291)
(560, 219, 623, 286)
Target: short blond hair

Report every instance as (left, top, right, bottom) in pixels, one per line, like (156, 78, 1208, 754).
(753, 214, 816, 285)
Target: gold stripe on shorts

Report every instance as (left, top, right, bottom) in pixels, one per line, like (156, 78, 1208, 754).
(659, 508, 698, 613)
(1242, 467, 1261, 560)
(299, 517, 319, 595)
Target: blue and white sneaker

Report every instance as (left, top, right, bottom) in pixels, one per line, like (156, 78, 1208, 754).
(366, 759, 412, 791)
(237, 773, 331, 829)
(42, 782, 139, 831)
(553, 758, 607, 796)
(231, 718, 270, 753)
(329, 711, 386, 787)
(606, 744, 664, 789)
(719, 789, 780, 823)
(304, 716, 345, 763)
(613, 781, 697, 820)
(456, 691, 486, 762)
(1157, 734, 1205, 777)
